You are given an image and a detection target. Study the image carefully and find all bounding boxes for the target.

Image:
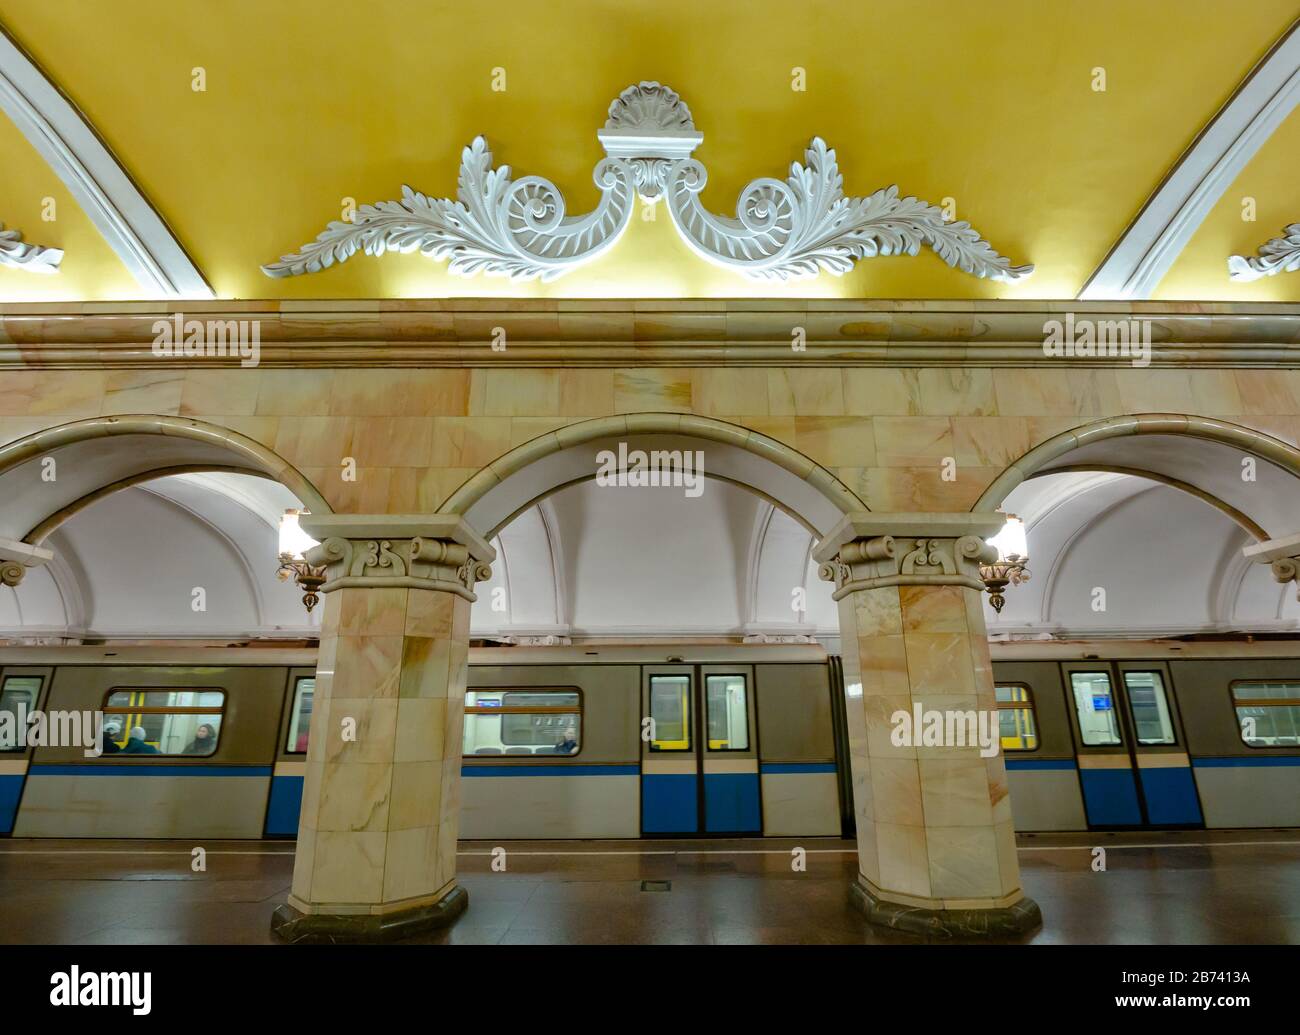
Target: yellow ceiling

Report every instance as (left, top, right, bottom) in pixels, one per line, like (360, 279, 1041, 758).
(0, 0, 1298, 302)
(0, 105, 138, 300)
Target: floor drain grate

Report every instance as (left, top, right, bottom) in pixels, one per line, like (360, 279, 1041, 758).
(640, 880, 672, 893)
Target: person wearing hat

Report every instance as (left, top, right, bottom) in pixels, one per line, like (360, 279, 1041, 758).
(100, 721, 123, 755)
(121, 726, 160, 754)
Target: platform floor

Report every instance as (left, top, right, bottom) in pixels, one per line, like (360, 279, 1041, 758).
(0, 830, 1297, 945)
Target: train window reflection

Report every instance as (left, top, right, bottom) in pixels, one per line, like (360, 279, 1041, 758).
(0, 676, 42, 752)
(1123, 672, 1176, 745)
(286, 677, 314, 754)
(1231, 681, 1300, 747)
(1069, 672, 1122, 746)
(100, 688, 225, 757)
(649, 675, 691, 751)
(995, 684, 1038, 751)
(464, 689, 581, 756)
(705, 675, 749, 750)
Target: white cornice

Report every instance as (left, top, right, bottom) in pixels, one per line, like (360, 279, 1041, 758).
(0, 25, 212, 298)
(1080, 18, 1300, 300)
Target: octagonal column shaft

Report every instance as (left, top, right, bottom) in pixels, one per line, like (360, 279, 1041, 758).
(814, 512, 1041, 937)
(272, 515, 493, 943)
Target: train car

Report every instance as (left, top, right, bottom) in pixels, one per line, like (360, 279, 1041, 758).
(990, 640, 1300, 832)
(0, 644, 845, 840)
(1, 639, 1298, 840)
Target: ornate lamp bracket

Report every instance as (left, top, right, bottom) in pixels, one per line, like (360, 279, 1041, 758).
(263, 82, 1032, 285)
(1243, 531, 1300, 601)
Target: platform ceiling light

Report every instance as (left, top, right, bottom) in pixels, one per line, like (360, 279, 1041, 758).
(277, 509, 325, 613)
(980, 515, 1031, 615)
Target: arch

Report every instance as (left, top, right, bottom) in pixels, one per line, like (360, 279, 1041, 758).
(975, 413, 1300, 538)
(0, 415, 331, 548)
(439, 413, 867, 539)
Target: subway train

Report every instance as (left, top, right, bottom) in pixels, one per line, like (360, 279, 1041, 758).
(0, 641, 1297, 840)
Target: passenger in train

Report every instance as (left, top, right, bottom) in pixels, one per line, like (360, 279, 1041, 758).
(182, 723, 218, 756)
(100, 721, 122, 755)
(121, 726, 159, 754)
(553, 725, 578, 755)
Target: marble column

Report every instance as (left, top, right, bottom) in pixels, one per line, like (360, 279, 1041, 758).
(271, 515, 493, 943)
(813, 512, 1041, 937)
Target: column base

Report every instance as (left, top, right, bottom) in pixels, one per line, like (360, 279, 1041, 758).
(849, 878, 1041, 938)
(271, 884, 469, 944)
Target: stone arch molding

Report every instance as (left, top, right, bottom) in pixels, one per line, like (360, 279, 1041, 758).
(976, 413, 1300, 606)
(440, 412, 868, 540)
(0, 415, 330, 586)
(263, 82, 1033, 285)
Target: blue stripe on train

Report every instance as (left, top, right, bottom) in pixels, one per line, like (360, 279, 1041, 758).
(1193, 756, 1300, 767)
(0, 774, 23, 834)
(1078, 768, 1144, 826)
(1137, 766, 1203, 825)
(264, 775, 304, 836)
(760, 762, 837, 774)
(1004, 758, 1076, 771)
(461, 765, 639, 777)
(26, 765, 272, 777)
(641, 773, 697, 833)
(703, 773, 761, 833)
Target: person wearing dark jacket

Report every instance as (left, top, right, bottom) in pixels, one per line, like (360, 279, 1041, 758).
(182, 723, 218, 756)
(121, 726, 160, 754)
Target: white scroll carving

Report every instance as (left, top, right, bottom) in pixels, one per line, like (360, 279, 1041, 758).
(0, 223, 61, 273)
(263, 82, 1031, 285)
(1229, 223, 1300, 281)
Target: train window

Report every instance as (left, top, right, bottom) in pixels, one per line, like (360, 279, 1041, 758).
(1069, 672, 1123, 746)
(705, 675, 749, 750)
(463, 689, 581, 756)
(649, 675, 691, 751)
(0, 676, 42, 752)
(286, 677, 315, 754)
(1231, 682, 1300, 747)
(100, 689, 225, 757)
(1122, 672, 1176, 745)
(995, 684, 1038, 751)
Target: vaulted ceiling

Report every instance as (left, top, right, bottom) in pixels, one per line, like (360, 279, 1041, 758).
(1, 1, 1299, 302)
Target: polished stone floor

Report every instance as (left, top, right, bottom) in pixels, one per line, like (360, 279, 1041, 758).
(0, 830, 1297, 945)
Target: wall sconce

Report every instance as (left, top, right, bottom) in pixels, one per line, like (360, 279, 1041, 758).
(980, 515, 1031, 615)
(277, 509, 325, 613)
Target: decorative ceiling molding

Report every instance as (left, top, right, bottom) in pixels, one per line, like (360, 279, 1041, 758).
(1229, 222, 1300, 281)
(0, 23, 212, 298)
(1079, 18, 1300, 300)
(263, 82, 1032, 285)
(3, 300, 1299, 369)
(0, 222, 61, 272)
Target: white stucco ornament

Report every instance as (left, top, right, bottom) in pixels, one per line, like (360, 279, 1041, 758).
(0, 223, 62, 273)
(1228, 224, 1300, 281)
(263, 82, 1032, 284)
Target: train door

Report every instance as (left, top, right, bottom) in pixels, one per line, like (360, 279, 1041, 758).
(640, 664, 761, 836)
(0, 666, 52, 834)
(1062, 661, 1203, 828)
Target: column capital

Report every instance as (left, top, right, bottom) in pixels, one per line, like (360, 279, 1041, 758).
(1243, 531, 1300, 600)
(0, 537, 54, 587)
(299, 514, 495, 601)
(813, 512, 1003, 600)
